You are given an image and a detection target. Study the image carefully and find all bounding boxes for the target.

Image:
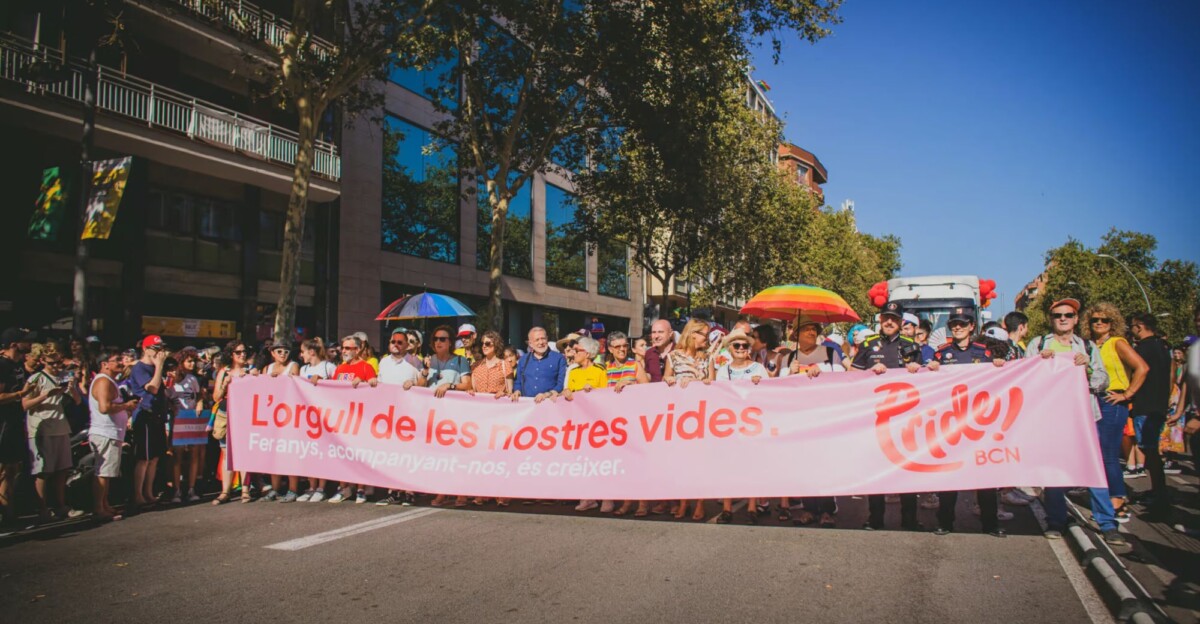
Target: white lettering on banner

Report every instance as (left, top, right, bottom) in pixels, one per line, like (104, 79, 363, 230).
(226, 357, 1107, 499)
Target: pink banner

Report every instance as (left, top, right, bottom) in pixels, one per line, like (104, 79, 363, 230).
(226, 356, 1105, 499)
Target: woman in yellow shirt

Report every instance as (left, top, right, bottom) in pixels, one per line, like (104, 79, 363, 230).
(1084, 302, 1148, 518)
(562, 337, 609, 514)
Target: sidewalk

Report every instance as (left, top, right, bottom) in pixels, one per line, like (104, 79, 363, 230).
(1071, 459, 1200, 623)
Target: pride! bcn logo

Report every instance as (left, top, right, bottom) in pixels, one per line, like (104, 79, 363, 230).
(872, 382, 1025, 472)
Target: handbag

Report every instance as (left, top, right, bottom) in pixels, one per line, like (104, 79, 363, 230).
(212, 409, 228, 441)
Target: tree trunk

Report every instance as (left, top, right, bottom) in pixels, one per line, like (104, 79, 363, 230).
(273, 97, 318, 344)
(485, 186, 509, 333)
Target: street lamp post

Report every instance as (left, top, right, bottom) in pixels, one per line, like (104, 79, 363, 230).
(1096, 253, 1151, 314)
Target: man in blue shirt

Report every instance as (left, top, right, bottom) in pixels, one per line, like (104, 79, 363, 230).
(129, 335, 170, 509)
(511, 327, 567, 403)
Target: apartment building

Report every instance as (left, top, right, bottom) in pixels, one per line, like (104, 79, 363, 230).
(0, 0, 339, 346)
(0, 1, 642, 347)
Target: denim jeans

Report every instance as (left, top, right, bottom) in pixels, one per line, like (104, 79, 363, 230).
(1043, 486, 1117, 532)
(1096, 401, 1129, 498)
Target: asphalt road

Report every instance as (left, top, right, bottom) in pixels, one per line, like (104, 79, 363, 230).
(0, 494, 1109, 623)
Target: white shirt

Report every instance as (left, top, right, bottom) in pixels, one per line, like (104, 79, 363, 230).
(779, 345, 846, 376)
(89, 373, 129, 441)
(300, 361, 337, 380)
(378, 354, 424, 386)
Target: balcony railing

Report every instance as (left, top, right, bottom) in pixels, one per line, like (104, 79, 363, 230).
(163, 0, 334, 60)
(0, 35, 340, 180)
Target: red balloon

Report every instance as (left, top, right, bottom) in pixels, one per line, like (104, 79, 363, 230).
(871, 294, 887, 307)
(979, 279, 996, 295)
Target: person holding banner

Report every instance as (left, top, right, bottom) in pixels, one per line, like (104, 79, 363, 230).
(926, 307, 1008, 537)
(326, 335, 378, 504)
(212, 342, 251, 505)
(297, 339, 337, 502)
(713, 329, 768, 524)
(1025, 298, 1124, 545)
(167, 349, 205, 504)
(511, 327, 567, 403)
(664, 319, 715, 521)
(258, 343, 302, 503)
(567, 337, 615, 513)
(423, 326, 472, 508)
(853, 301, 925, 532)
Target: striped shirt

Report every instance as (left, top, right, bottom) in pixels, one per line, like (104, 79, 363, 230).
(605, 358, 639, 387)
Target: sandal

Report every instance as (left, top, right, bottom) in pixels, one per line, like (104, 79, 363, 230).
(472, 498, 487, 506)
(692, 507, 707, 522)
(634, 505, 650, 518)
(240, 492, 252, 504)
(794, 511, 814, 526)
(614, 504, 633, 517)
(820, 513, 836, 528)
(777, 506, 792, 522)
(211, 493, 230, 506)
(715, 511, 733, 524)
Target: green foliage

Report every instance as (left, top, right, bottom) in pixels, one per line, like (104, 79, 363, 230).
(1025, 228, 1200, 341)
(791, 208, 902, 318)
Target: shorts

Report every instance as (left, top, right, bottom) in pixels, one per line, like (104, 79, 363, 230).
(0, 417, 26, 464)
(1131, 414, 1147, 445)
(132, 411, 167, 461)
(89, 435, 123, 478)
(29, 431, 72, 475)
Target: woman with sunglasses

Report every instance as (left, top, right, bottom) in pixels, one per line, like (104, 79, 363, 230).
(212, 342, 252, 504)
(462, 331, 512, 506)
(255, 342, 302, 502)
(663, 319, 714, 521)
(1084, 302, 1148, 519)
(424, 326, 472, 507)
(710, 330, 769, 524)
(294, 339, 338, 502)
(599, 332, 650, 516)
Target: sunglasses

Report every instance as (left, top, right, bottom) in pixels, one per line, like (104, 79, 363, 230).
(390, 339, 407, 345)
(1051, 312, 1077, 320)
(341, 345, 359, 351)
(730, 342, 750, 350)
(433, 336, 451, 342)
(273, 349, 290, 355)
(482, 341, 495, 347)
(1089, 318, 1110, 325)
(609, 343, 628, 349)
(232, 349, 246, 355)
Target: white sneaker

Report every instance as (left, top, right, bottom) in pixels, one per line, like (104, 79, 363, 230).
(328, 490, 350, 503)
(920, 494, 940, 509)
(575, 500, 599, 512)
(355, 491, 368, 504)
(187, 491, 201, 503)
(599, 500, 615, 513)
(296, 490, 313, 502)
(1001, 491, 1031, 506)
(309, 491, 326, 503)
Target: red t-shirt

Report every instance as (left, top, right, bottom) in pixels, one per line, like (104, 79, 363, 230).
(334, 360, 377, 382)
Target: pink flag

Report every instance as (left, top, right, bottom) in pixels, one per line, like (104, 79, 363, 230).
(227, 356, 1104, 499)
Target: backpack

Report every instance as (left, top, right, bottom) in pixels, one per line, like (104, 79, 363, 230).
(1031, 334, 1093, 359)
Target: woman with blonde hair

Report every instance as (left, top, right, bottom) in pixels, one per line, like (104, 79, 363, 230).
(1084, 301, 1148, 519)
(663, 318, 714, 521)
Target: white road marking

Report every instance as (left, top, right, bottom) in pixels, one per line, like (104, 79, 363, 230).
(1029, 499, 1115, 624)
(265, 508, 443, 551)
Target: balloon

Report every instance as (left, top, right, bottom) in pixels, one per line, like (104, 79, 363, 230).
(871, 294, 887, 307)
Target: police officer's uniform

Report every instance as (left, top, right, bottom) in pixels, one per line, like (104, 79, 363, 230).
(932, 307, 1004, 537)
(852, 301, 924, 531)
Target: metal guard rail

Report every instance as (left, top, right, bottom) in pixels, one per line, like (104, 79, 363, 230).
(0, 35, 341, 181)
(163, 0, 334, 61)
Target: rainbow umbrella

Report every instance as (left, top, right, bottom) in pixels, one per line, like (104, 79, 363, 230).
(739, 284, 861, 323)
(375, 293, 475, 321)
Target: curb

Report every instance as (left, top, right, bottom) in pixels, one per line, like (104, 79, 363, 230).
(1060, 500, 1170, 623)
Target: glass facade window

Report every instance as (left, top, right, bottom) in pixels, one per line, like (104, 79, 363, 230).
(476, 173, 533, 279)
(259, 210, 316, 284)
(544, 183, 586, 291)
(389, 50, 458, 110)
(795, 163, 810, 185)
(381, 115, 460, 264)
(597, 241, 629, 299)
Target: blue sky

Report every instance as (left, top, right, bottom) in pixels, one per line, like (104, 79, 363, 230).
(750, 0, 1200, 314)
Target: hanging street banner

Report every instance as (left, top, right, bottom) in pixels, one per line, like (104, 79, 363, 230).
(28, 166, 71, 241)
(81, 156, 132, 240)
(226, 356, 1105, 499)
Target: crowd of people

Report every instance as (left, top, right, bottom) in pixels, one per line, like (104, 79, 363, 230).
(1, 300, 1197, 543)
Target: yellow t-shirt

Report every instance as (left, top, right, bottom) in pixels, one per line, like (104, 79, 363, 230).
(1098, 337, 1130, 391)
(366, 357, 379, 373)
(566, 364, 607, 391)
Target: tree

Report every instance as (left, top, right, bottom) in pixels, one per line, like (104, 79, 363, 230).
(790, 208, 902, 318)
(425, 0, 842, 331)
(1024, 228, 1200, 341)
(263, 0, 441, 343)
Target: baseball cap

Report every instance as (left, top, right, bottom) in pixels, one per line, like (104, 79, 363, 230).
(1049, 298, 1081, 312)
(457, 323, 476, 337)
(85, 335, 101, 344)
(141, 335, 165, 350)
(390, 327, 408, 336)
(1, 327, 34, 345)
(983, 326, 1010, 342)
(901, 313, 920, 327)
(948, 307, 976, 324)
(880, 301, 904, 319)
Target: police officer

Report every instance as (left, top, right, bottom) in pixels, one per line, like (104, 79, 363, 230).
(853, 301, 925, 531)
(927, 306, 1008, 537)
